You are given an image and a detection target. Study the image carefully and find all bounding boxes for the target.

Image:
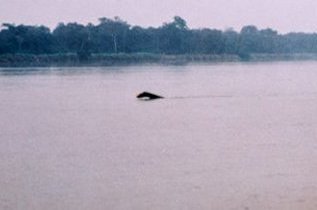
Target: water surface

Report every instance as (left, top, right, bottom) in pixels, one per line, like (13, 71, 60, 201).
(1, 62, 317, 210)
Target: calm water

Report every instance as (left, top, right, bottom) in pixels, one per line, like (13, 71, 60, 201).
(1, 62, 317, 210)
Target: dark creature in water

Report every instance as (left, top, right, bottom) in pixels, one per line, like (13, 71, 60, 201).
(137, 92, 164, 100)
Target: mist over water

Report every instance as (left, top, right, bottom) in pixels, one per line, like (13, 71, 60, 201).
(1, 62, 317, 210)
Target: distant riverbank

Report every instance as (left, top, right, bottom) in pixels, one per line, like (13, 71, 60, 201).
(1, 53, 317, 67)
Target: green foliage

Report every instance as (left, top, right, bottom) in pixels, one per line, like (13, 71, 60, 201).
(2, 17, 317, 57)
(0, 23, 53, 54)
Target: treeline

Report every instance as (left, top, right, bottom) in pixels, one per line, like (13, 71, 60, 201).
(1, 16, 317, 60)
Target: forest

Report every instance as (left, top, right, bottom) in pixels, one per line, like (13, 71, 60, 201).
(1, 16, 317, 63)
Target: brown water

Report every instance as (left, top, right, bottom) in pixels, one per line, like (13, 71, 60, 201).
(1, 62, 317, 210)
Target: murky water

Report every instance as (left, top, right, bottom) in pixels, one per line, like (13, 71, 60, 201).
(1, 62, 317, 210)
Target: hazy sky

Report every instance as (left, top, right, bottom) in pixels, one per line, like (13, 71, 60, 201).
(1, 0, 317, 33)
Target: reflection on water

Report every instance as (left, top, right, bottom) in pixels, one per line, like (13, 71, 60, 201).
(1, 62, 317, 210)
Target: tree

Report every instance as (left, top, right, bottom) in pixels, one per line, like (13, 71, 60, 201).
(2, 16, 317, 57)
(0, 23, 53, 54)
(258, 28, 278, 53)
(223, 28, 239, 54)
(158, 16, 189, 54)
(238, 25, 260, 57)
(126, 26, 158, 53)
(97, 17, 130, 53)
(53, 22, 89, 53)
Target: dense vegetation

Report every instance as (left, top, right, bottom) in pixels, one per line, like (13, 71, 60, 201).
(1, 16, 317, 64)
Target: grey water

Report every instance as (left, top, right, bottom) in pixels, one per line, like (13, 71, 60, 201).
(1, 62, 317, 210)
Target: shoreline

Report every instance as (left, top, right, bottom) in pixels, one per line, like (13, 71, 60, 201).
(1, 53, 317, 67)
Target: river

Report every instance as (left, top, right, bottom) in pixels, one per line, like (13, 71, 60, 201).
(1, 62, 317, 210)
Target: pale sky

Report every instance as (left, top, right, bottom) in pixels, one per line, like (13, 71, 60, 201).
(1, 0, 317, 33)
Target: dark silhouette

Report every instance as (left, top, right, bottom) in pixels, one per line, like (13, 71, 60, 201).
(137, 92, 164, 100)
